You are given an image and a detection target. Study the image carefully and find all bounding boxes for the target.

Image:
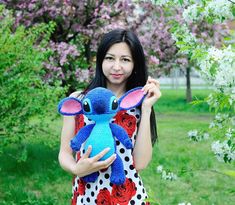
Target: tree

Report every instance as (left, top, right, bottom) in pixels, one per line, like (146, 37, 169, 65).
(0, 5, 63, 161)
(1, 0, 122, 93)
(1, 0, 230, 102)
(164, 0, 235, 163)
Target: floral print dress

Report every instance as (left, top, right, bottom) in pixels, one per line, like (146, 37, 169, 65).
(71, 108, 150, 205)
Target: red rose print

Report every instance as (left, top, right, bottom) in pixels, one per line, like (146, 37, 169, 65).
(97, 188, 112, 205)
(75, 114, 84, 134)
(71, 187, 79, 205)
(146, 202, 151, 205)
(111, 178, 137, 205)
(71, 190, 78, 205)
(77, 179, 86, 195)
(75, 151, 81, 162)
(71, 178, 86, 205)
(114, 111, 136, 138)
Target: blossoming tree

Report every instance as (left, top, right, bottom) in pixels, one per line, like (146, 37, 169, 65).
(2, 0, 230, 103)
(155, 0, 235, 163)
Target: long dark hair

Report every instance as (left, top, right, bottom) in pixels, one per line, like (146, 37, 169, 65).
(85, 29, 158, 145)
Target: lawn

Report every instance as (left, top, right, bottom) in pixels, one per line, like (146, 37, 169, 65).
(0, 89, 234, 205)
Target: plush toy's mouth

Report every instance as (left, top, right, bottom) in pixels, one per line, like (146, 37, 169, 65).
(87, 113, 116, 121)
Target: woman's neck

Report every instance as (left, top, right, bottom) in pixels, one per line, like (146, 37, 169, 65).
(106, 83, 126, 99)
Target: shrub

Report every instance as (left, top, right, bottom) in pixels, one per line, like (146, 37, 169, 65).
(0, 5, 64, 161)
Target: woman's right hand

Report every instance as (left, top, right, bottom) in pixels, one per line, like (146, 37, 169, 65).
(71, 146, 117, 177)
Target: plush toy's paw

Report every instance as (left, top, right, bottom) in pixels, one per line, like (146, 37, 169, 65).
(82, 172, 99, 183)
(110, 174, 125, 185)
(70, 139, 81, 151)
(123, 138, 133, 149)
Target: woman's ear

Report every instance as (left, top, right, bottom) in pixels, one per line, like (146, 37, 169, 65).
(119, 87, 146, 110)
(58, 97, 83, 116)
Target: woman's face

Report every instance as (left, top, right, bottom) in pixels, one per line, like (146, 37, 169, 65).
(102, 42, 134, 88)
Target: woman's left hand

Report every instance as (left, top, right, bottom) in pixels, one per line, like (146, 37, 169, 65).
(141, 76, 161, 110)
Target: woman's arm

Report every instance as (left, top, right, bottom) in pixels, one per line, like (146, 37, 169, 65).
(58, 115, 79, 174)
(132, 76, 161, 171)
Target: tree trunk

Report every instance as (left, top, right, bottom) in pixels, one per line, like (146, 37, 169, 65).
(85, 40, 91, 63)
(186, 66, 192, 102)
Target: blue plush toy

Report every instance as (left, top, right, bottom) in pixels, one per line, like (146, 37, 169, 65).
(58, 87, 146, 185)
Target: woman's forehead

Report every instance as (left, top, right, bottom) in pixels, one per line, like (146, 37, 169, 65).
(106, 42, 132, 57)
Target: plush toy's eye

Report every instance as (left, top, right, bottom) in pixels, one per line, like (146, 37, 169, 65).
(83, 100, 91, 112)
(111, 98, 118, 110)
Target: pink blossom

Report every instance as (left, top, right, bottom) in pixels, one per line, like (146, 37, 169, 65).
(149, 55, 160, 65)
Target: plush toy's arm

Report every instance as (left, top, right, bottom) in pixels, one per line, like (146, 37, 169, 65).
(110, 123, 133, 149)
(70, 123, 95, 151)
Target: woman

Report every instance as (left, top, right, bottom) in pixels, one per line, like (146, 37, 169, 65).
(59, 29, 161, 205)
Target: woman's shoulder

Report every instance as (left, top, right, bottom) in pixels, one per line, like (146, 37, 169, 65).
(69, 90, 85, 100)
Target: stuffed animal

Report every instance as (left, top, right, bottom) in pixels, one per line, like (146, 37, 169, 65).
(58, 87, 146, 185)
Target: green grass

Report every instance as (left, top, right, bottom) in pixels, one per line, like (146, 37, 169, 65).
(141, 112, 235, 205)
(154, 89, 212, 113)
(1, 89, 234, 205)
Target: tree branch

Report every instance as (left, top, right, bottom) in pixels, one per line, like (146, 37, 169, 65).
(228, 0, 235, 4)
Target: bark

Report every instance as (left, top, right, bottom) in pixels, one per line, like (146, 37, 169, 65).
(186, 66, 192, 103)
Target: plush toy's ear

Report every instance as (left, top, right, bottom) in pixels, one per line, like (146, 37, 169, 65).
(58, 97, 83, 116)
(119, 87, 146, 110)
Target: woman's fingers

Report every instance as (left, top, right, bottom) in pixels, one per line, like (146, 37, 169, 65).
(141, 76, 161, 107)
(96, 154, 117, 169)
(91, 147, 111, 162)
(142, 83, 155, 95)
(81, 145, 92, 159)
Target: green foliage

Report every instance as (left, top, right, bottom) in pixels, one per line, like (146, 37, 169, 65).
(232, 5, 235, 17)
(0, 6, 64, 161)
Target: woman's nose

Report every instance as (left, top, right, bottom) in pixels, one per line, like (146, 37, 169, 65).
(112, 60, 121, 70)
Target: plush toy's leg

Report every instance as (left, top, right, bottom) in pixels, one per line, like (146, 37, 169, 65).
(110, 154, 125, 185)
(82, 172, 99, 183)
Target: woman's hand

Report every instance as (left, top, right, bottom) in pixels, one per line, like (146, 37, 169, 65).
(71, 146, 116, 177)
(141, 76, 161, 111)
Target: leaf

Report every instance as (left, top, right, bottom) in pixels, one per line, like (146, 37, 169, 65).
(232, 5, 235, 17)
(223, 170, 235, 178)
(178, 0, 184, 6)
(190, 99, 205, 106)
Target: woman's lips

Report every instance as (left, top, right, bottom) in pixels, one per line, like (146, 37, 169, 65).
(111, 74, 123, 79)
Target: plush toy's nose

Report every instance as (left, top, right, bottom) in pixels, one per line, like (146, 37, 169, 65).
(93, 102, 106, 114)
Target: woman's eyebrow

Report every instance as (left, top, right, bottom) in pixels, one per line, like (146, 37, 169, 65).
(106, 53, 132, 58)
(105, 53, 115, 56)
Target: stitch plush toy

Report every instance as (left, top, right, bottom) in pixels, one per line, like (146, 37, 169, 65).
(58, 87, 145, 185)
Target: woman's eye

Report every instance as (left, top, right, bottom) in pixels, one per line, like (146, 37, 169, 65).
(122, 58, 131, 62)
(104, 56, 114, 61)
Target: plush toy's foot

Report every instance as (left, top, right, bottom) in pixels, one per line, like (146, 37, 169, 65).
(110, 173, 125, 185)
(110, 154, 125, 185)
(82, 172, 99, 183)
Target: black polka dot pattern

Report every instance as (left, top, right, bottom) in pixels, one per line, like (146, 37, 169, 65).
(125, 156, 130, 162)
(72, 108, 148, 204)
(120, 148, 125, 153)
